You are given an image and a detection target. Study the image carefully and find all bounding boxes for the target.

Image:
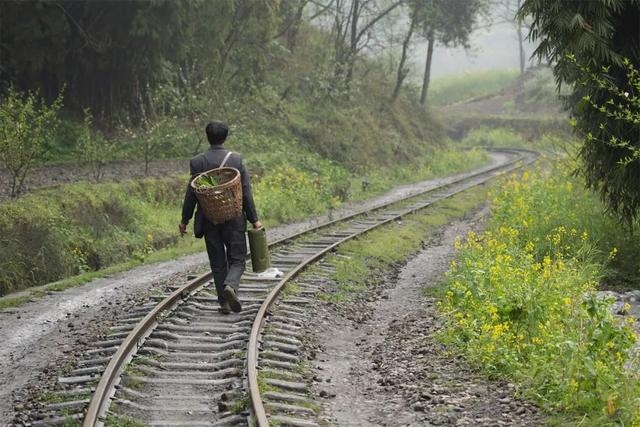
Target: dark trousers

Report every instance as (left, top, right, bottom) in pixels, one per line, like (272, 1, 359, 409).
(203, 216, 247, 305)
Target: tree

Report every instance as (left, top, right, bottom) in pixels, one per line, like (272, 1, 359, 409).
(493, 0, 530, 76)
(0, 1, 190, 117)
(416, 0, 487, 105)
(76, 108, 116, 183)
(130, 85, 168, 176)
(0, 1, 280, 119)
(206, 0, 280, 83)
(391, 5, 418, 103)
(0, 87, 63, 197)
(519, 0, 640, 224)
(275, 0, 313, 51)
(330, 0, 404, 90)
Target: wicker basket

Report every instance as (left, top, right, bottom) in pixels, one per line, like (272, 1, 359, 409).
(191, 167, 243, 224)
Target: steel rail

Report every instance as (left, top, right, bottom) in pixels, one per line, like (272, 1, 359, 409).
(246, 149, 538, 426)
(82, 274, 211, 426)
(82, 148, 535, 426)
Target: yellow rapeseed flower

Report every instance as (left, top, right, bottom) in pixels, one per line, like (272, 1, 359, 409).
(569, 378, 579, 391)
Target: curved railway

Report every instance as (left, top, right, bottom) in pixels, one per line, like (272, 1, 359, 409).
(28, 149, 538, 427)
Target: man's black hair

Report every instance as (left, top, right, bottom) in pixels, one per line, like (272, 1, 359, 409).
(206, 121, 229, 145)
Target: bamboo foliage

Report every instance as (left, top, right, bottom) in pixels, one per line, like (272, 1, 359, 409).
(520, 0, 640, 225)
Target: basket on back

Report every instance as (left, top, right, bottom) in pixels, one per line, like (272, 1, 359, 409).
(191, 152, 243, 224)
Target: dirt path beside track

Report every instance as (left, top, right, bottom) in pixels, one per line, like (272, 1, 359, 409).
(312, 208, 540, 426)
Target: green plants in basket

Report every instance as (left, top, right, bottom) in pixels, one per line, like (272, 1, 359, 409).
(194, 175, 221, 188)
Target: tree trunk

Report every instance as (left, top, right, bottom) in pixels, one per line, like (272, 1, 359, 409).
(345, 56, 355, 89)
(517, 24, 525, 76)
(517, 0, 525, 76)
(420, 30, 435, 106)
(15, 162, 31, 198)
(391, 14, 416, 103)
(192, 131, 204, 155)
(10, 174, 18, 198)
(144, 147, 150, 176)
(344, 0, 360, 90)
(286, 1, 307, 52)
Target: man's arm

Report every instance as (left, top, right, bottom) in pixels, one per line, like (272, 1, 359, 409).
(179, 158, 198, 234)
(239, 158, 260, 227)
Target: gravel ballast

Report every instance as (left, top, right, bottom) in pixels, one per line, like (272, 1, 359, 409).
(308, 207, 541, 426)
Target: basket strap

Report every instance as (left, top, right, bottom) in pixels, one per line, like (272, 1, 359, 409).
(220, 151, 234, 168)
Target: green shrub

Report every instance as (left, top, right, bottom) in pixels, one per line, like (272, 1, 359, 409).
(461, 127, 527, 148)
(448, 115, 572, 141)
(441, 163, 640, 425)
(0, 86, 63, 196)
(0, 138, 490, 296)
(44, 115, 84, 163)
(459, 127, 574, 152)
(523, 67, 563, 106)
(323, 185, 491, 303)
(350, 147, 489, 200)
(0, 176, 184, 295)
(253, 165, 344, 225)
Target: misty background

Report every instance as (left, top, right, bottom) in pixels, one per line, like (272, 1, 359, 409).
(425, 21, 535, 78)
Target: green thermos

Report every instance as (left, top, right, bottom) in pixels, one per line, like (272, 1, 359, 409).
(248, 227, 271, 273)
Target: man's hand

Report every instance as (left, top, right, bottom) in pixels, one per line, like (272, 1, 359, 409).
(179, 223, 187, 236)
(252, 220, 263, 229)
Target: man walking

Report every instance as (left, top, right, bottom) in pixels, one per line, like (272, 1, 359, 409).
(179, 121, 262, 314)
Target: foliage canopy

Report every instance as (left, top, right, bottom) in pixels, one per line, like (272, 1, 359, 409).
(0, 0, 280, 116)
(520, 0, 640, 224)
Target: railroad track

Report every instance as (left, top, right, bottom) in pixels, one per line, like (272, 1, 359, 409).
(26, 149, 537, 427)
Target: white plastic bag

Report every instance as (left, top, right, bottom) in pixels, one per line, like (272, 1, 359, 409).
(256, 267, 284, 279)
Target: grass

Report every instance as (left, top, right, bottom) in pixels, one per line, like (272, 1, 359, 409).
(349, 146, 488, 202)
(39, 391, 91, 404)
(256, 363, 319, 414)
(280, 282, 301, 299)
(257, 371, 281, 395)
(458, 127, 574, 153)
(0, 234, 203, 310)
(428, 69, 520, 106)
(122, 363, 146, 390)
(448, 114, 572, 142)
(230, 350, 246, 360)
(0, 145, 490, 309)
(229, 396, 250, 415)
(131, 354, 161, 365)
(103, 415, 144, 427)
(0, 175, 189, 296)
(259, 369, 302, 382)
(439, 159, 640, 425)
(0, 294, 30, 310)
(318, 183, 493, 303)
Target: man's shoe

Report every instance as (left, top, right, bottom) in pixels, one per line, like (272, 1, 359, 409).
(222, 287, 242, 313)
(218, 301, 231, 315)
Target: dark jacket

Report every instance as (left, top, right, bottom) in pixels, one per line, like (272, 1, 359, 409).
(181, 145, 259, 238)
